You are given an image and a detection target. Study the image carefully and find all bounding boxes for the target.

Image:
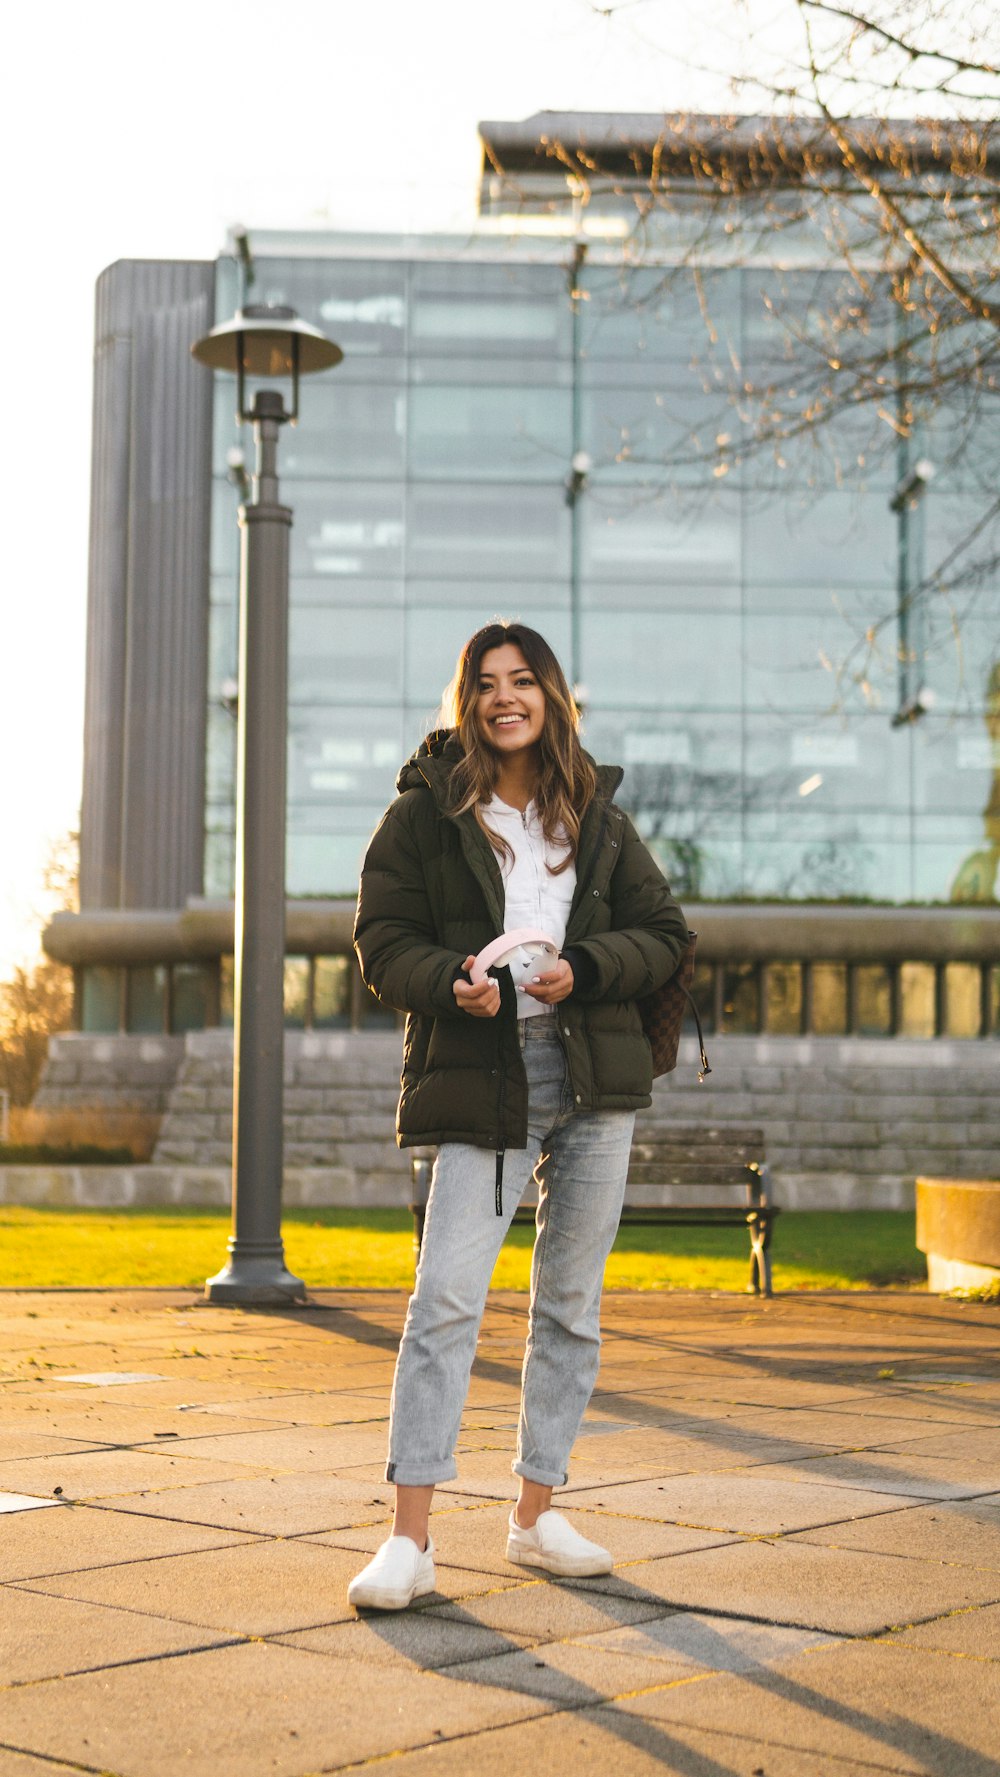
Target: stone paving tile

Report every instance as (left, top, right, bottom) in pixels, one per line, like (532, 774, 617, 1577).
(558, 1471, 920, 1534)
(744, 1449, 1000, 1499)
(0, 1639, 554, 1777)
(0, 1502, 253, 1581)
(566, 1610, 841, 1673)
(874, 1426, 1000, 1461)
(427, 1578, 668, 1641)
(192, 1391, 390, 1426)
(443, 1611, 844, 1710)
(787, 1493, 1000, 1571)
(275, 1611, 535, 1669)
(130, 1423, 388, 1471)
(0, 1446, 271, 1501)
(346, 1709, 908, 1777)
(308, 1501, 733, 1579)
(613, 1538, 1000, 1634)
(682, 1405, 967, 1448)
(91, 1471, 396, 1535)
(568, 1431, 834, 1474)
(612, 1640, 1000, 1775)
(834, 1387, 1000, 1426)
(0, 1430, 112, 1461)
(5, 1377, 310, 1407)
(0, 1402, 291, 1442)
(886, 1599, 1000, 1658)
(611, 1379, 882, 1410)
(21, 1538, 521, 1637)
(19, 1540, 368, 1637)
(0, 1749, 95, 1776)
(0, 1583, 231, 1685)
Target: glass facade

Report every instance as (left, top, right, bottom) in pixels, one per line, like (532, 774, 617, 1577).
(204, 233, 1000, 907)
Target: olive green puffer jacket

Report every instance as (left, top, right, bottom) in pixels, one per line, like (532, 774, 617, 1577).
(353, 730, 688, 1152)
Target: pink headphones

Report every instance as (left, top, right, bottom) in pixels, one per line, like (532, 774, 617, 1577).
(469, 928, 559, 985)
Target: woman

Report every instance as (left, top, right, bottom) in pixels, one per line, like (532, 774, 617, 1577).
(349, 621, 687, 1610)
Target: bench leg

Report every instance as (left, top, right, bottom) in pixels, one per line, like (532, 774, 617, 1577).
(412, 1205, 426, 1262)
(747, 1213, 773, 1298)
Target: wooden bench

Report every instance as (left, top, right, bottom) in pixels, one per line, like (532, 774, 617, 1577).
(410, 1124, 777, 1296)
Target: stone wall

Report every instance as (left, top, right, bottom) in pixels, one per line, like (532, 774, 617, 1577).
(35, 1034, 186, 1114)
(24, 1027, 1000, 1210)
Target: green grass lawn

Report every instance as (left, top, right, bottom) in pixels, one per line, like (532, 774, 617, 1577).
(0, 1206, 923, 1292)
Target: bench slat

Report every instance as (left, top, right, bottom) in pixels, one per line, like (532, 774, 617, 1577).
(627, 1166, 760, 1187)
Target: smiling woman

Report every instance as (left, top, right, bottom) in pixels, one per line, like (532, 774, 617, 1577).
(349, 618, 689, 1608)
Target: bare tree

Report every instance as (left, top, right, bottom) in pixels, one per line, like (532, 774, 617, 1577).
(0, 834, 78, 1109)
(510, 1, 1000, 710)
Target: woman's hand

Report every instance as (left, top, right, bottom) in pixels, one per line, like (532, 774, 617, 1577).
(522, 958, 574, 1005)
(453, 955, 501, 1018)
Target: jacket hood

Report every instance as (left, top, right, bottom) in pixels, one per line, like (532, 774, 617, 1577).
(395, 729, 622, 806)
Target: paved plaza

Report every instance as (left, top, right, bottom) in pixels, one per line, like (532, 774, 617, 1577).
(1, 1285, 999, 1775)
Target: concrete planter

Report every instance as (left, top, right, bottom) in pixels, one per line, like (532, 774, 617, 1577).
(916, 1176, 1000, 1291)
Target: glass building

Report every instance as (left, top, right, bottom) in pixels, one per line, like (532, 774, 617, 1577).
(204, 236, 999, 911)
(60, 113, 999, 1042)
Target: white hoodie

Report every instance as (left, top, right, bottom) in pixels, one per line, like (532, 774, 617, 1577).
(483, 795, 577, 1018)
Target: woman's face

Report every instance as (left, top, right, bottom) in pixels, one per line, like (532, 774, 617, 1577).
(475, 644, 546, 760)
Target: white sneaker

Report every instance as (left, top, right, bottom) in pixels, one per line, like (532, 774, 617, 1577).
(506, 1508, 613, 1577)
(347, 1534, 436, 1611)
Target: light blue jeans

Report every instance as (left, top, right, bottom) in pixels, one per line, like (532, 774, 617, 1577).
(386, 1019, 635, 1488)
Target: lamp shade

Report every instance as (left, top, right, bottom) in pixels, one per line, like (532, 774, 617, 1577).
(191, 304, 343, 377)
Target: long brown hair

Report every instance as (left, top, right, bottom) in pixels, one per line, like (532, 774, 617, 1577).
(440, 622, 597, 871)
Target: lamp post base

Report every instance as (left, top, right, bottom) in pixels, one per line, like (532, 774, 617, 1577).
(204, 1247, 308, 1306)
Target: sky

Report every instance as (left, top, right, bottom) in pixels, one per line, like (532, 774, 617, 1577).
(0, 0, 822, 975)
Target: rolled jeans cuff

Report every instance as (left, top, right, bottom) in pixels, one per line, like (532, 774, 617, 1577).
(386, 1458, 458, 1486)
(511, 1458, 568, 1487)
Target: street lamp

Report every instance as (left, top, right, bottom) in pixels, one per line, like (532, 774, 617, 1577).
(192, 304, 342, 1304)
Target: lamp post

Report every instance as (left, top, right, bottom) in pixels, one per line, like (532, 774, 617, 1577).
(192, 304, 342, 1304)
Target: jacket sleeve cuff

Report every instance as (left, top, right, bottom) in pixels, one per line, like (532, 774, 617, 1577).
(561, 946, 599, 996)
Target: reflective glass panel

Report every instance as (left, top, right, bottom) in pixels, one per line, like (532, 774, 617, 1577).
(899, 962, 937, 1038)
(172, 965, 214, 1034)
(81, 967, 120, 1034)
(580, 485, 741, 584)
(289, 606, 405, 706)
(854, 965, 892, 1036)
(409, 386, 571, 481)
(810, 963, 848, 1035)
(290, 483, 405, 579)
(406, 483, 570, 579)
(944, 963, 982, 1039)
(410, 263, 567, 358)
(283, 384, 406, 481)
(580, 266, 740, 363)
(765, 963, 802, 1035)
(289, 705, 404, 812)
(125, 967, 166, 1035)
(314, 956, 351, 1029)
(721, 964, 759, 1034)
(581, 612, 742, 712)
(284, 958, 309, 1030)
(744, 491, 895, 589)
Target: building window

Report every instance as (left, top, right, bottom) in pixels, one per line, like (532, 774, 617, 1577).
(810, 963, 848, 1035)
(81, 967, 121, 1033)
(314, 956, 351, 1028)
(172, 964, 216, 1033)
(853, 965, 892, 1036)
(126, 966, 168, 1034)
